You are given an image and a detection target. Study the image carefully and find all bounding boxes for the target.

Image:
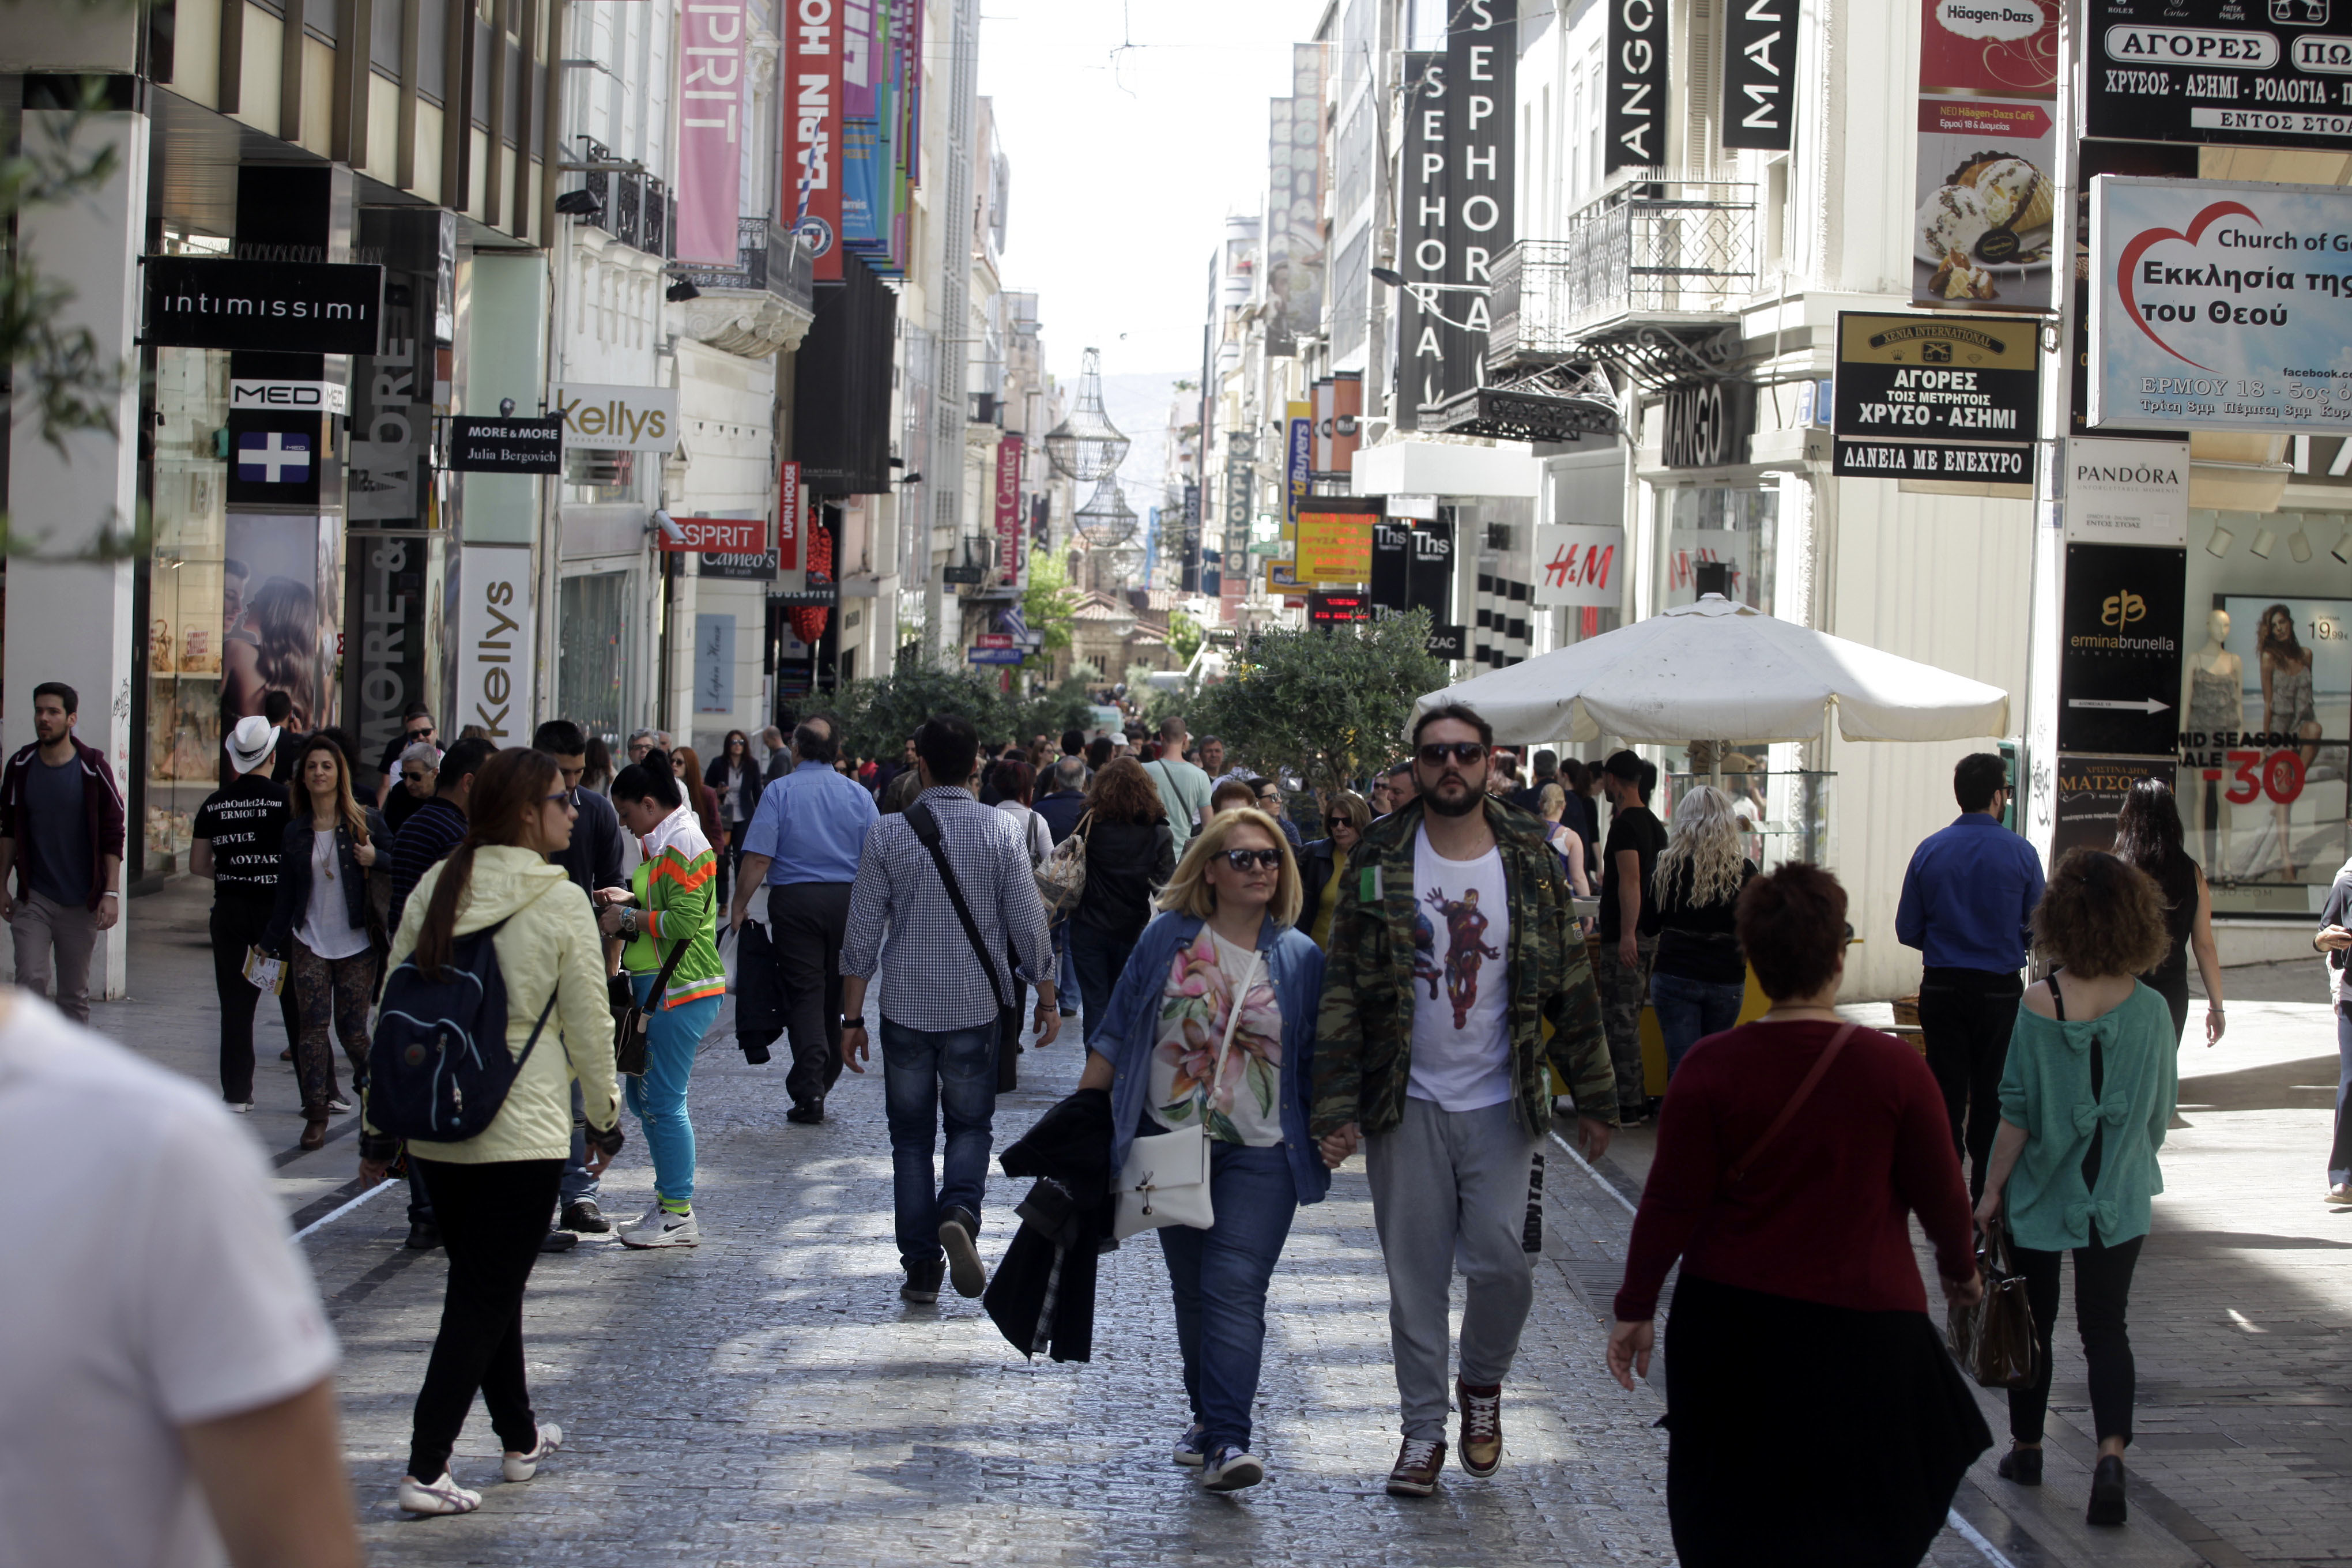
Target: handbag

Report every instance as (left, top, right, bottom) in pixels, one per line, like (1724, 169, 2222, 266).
(1949, 1218, 2039, 1389)
(906, 801, 1022, 1061)
(1036, 811, 1091, 919)
(613, 933, 691, 1078)
(1113, 947, 1259, 1241)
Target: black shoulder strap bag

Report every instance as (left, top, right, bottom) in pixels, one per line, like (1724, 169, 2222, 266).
(906, 800, 1020, 1060)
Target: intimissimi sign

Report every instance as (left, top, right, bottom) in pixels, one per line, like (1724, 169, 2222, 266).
(142, 257, 383, 355)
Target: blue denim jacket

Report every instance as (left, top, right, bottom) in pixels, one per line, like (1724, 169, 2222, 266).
(1091, 909, 1331, 1206)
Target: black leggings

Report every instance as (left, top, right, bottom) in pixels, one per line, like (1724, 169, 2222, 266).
(406, 1158, 564, 1480)
(2008, 1227, 2145, 1446)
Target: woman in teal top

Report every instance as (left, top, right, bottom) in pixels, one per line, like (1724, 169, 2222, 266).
(1976, 848, 2179, 1530)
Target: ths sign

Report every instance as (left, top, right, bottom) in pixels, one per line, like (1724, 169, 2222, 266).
(2058, 542, 2187, 756)
(1533, 524, 1625, 608)
(2088, 0, 2352, 152)
(1660, 380, 1757, 469)
(2087, 175, 2352, 434)
(659, 515, 767, 554)
(1831, 312, 2040, 480)
(450, 416, 562, 474)
(1722, 0, 1799, 152)
(142, 257, 383, 355)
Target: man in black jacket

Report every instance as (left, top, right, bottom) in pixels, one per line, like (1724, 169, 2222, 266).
(535, 720, 627, 1239)
(385, 738, 493, 934)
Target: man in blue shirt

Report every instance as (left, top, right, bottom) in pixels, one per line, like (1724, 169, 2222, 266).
(731, 716, 879, 1122)
(1897, 752, 2046, 1200)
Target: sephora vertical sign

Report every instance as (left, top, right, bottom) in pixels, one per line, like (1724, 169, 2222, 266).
(1395, 51, 1443, 432)
(1609, 0, 1670, 172)
(1442, 3, 1513, 409)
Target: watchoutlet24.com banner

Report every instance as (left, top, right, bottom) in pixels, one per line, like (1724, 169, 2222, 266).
(2088, 175, 2352, 432)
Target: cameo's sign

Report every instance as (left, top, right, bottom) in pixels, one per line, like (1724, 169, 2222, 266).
(142, 257, 384, 354)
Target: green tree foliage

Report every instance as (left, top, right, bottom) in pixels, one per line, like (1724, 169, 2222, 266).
(1190, 610, 1448, 796)
(832, 658, 1008, 764)
(1021, 545, 1077, 668)
(1009, 675, 1098, 747)
(1166, 608, 1205, 664)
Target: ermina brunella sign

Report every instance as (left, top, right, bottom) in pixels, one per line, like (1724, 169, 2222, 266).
(2088, 174, 2352, 435)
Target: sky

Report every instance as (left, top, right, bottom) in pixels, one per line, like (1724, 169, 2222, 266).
(975, 0, 1326, 387)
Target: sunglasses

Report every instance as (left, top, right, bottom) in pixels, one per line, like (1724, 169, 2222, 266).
(542, 791, 574, 808)
(406, 725, 435, 740)
(402, 770, 431, 783)
(1218, 847, 1285, 872)
(1418, 741, 1487, 766)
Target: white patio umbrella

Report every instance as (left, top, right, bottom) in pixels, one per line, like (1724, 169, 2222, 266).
(1412, 594, 2009, 747)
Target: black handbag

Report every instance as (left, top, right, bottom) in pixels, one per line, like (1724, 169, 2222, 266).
(906, 801, 1021, 1061)
(613, 934, 691, 1078)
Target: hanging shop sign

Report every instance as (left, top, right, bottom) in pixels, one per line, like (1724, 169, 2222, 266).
(1532, 524, 1626, 608)
(2087, 175, 2352, 434)
(2087, 0, 2352, 152)
(1425, 623, 1469, 660)
(1395, 51, 1443, 432)
(1831, 312, 2041, 480)
(1295, 497, 1381, 585)
(993, 434, 1025, 587)
(1409, 517, 1455, 615)
(1286, 403, 1311, 528)
(698, 551, 778, 581)
(967, 646, 1025, 665)
(1913, 0, 2059, 312)
(230, 378, 348, 414)
(456, 545, 534, 742)
(1329, 372, 1364, 479)
(778, 461, 803, 571)
(658, 515, 767, 554)
(142, 257, 385, 355)
(225, 410, 325, 507)
(449, 416, 561, 474)
(678, 0, 747, 267)
(2052, 754, 2180, 864)
(943, 564, 985, 585)
(695, 614, 736, 715)
(1396, 7, 1515, 428)
(551, 383, 679, 453)
(783, 0, 843, 281)
(1722, 0, 1799, 152)
(1307, 591, 1372, 626)
(2063, 438, 2190, 548)
(1659, 379, 1758, 469)
(1607, 0, 1670, 172)
(2057, 541, 2188, 756)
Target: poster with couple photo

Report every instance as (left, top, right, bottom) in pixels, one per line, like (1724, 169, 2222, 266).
(221, 513, 340, 733)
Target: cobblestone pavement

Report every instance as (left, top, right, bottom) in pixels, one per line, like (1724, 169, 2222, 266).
(47, 880, 2352, 1565)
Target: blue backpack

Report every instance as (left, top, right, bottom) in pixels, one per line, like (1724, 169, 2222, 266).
(367, 917, 559, 1141)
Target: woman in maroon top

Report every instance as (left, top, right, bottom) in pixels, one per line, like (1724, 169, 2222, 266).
(1607, 864, 1990, 1568)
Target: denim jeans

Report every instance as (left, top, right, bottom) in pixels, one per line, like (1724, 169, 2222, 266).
(1056, 922, 1079, 1012)
(624, 974, 720, 1206)
(879, 1017, 998, 1269)
(1155, 1140, 1299, 1454)
(560, 1079, 600, 1209)
(1067, 923, 1131, 1046)
(1649, 971, 1747, 1079)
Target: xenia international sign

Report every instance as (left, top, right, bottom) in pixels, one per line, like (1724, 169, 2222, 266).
(2089, 175, 2352, 433)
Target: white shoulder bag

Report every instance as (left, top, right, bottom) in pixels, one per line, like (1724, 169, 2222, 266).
(1113, 947, 1259, 1241)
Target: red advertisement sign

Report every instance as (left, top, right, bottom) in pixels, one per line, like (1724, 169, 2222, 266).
(786, 0, 844, 282)
(778, 461, 802, 570)
(659, 515, 768, 554)
(992, 434, 1024, 586)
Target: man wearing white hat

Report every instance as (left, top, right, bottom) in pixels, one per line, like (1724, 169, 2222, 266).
(191, 717, 300, 1111)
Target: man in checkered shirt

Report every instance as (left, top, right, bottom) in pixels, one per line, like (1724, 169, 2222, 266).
(839, 713, 1060, 1305)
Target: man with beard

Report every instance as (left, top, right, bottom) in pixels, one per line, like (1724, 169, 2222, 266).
(1312, 703, 1616, 1499)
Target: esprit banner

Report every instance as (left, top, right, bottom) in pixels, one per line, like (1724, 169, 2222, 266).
(551, 383, 678, 452)
(786, 0, 845, 281)
(677, 1, 746, 266)
(2088, 175, 2352, 434)
(992, 434, 1024, 587)
(457, 545, 534, 742)
(1533, 524, 1626, 608)
(1913, 0, 2058, 312)
(658, 515, 768, 553)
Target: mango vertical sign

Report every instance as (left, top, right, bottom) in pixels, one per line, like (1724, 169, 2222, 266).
(678, 2, 746, 265)
(787, 0, 845, 281)
(458, 545, 536, 741)
(993, 434, 1024, 587)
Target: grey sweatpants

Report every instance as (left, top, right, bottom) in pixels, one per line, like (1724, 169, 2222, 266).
(1364, 1095, 1540, 1442)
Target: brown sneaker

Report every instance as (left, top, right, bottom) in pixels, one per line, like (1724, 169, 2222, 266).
(1457, 1379, 1503, 1477)
(1386, 1436, 1446, 1497)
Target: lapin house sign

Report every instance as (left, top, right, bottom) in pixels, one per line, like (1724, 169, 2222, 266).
(142, 256, 383, 355)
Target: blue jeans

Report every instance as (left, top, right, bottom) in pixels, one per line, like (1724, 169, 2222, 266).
(1068, 923, 1131, 1046)
(880, 1017, 998, 1268)
(560, 1079, 601, 1209)
(1155, 1141, 1299, 1454)
(1650, 971, 1746, 1079)
(624, 975, 720, 1206)
(1056, 922, 1079, 1012)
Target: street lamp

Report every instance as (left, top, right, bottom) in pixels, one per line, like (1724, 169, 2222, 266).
(1368, 267, 1492, 333)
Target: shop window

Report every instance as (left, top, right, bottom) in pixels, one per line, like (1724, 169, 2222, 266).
(564, 446, 640, 504)
(1661, 484, 1777, 615)
(558, 570, 632, 743)
(2181, 509, 2352, 914)
(145, 346, 231, 869)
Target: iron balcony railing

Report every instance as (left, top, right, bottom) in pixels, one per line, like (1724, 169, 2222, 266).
(1489, 176, 1758, 363)
(573, 138, 670, 258)
(672, 215, 814, 312)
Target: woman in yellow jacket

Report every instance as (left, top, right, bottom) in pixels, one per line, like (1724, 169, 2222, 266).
(358, 749, 621, 1517)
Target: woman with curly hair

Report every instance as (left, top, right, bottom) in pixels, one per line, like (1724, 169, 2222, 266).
(1649, 786, 1757, 1079)
(1068, 757, 1178, 1030)
(1977, 848, 2180, 1527)
(223, 575, 320, 728)
(1076, 808, 1334, 1492)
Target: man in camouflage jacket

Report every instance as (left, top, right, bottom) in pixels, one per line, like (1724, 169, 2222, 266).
(1312, 703, 1616, 1498)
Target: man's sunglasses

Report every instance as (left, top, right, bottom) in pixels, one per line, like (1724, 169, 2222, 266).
(1218, 847, 1286, 872)
(401, 769, 432, 783)
(1418, 741, 1487, 766)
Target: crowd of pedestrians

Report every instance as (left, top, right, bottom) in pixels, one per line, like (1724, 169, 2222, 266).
(6, 672, 2308, 1566)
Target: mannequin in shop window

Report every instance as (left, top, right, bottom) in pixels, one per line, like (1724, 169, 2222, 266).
(2183, 608, 2242, 876)
(2258, 604, 2323, 882)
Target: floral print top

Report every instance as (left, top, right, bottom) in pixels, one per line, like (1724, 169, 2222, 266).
(1149, 928, 1285, 1146)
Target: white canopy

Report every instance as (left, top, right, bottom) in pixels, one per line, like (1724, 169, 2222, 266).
(1412, 595, 2010, 745)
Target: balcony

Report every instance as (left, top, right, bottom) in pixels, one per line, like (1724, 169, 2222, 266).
(672, 216, 816, 359)
(1488, 175, 1757, 384)
(574, 138, 669, 259)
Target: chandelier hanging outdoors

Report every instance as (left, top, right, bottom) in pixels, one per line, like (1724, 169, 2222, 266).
(1043, 347, 1131, 482)
(1071, 476, 1139, 548)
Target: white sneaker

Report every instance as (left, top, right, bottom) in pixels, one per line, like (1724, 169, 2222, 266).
(617, 1206, 700, 1248)
(398, 1473, 481, 1515)
(326, 1095, 353, 1113)
(502, 1422, 563, 1482)
(1200, 1444, 1266, 1492)
(229, 1101, 255, 1114)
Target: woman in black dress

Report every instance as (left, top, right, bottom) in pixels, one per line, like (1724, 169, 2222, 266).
(2114, 778, 2226, 1048)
